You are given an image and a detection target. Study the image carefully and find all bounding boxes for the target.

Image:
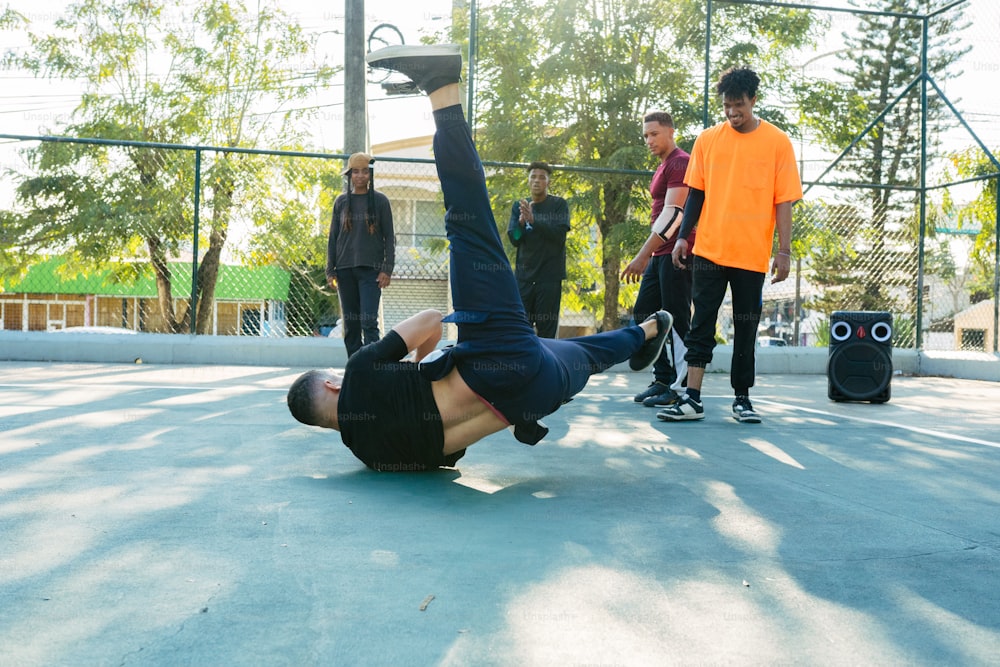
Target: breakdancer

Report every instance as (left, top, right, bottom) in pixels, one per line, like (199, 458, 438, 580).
(287, 44, 672, 471)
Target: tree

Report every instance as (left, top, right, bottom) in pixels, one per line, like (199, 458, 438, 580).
(950, 147, 998, 303)
(176, 0, 335, 333)
(796, 1, 969, 331)
(1, 0, 198, 321)
(240, 155, 343, 337)
(447, 0, 815, 330)
(0, 0, 335, 333)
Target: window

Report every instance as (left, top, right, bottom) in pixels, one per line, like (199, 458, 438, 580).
(960, 328, 986, 352)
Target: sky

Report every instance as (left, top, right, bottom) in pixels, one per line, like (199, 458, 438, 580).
(0, 0, 997, 160)
(0, 0, 456, 150)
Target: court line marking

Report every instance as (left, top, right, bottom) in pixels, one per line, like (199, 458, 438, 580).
(575, 391, 1000, 450)
(752, 398, 1000, 450)
(0, 382, 287, 392)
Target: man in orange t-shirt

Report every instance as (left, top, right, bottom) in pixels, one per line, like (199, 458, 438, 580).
(659, 66, 802, 424)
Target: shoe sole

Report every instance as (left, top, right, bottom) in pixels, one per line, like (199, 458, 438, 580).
(629, 311, 674, 372)
(643, 395, 679, 408)
(657, 412, 705, 421)
(366, 44, 461, 65)
(733, 414, 761, 424)
(656, 405, 704, 421)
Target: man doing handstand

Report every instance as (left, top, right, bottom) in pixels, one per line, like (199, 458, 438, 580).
(287, 44, 672, 471)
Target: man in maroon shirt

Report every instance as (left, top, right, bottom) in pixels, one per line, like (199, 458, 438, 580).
(621, 110, 695, 408)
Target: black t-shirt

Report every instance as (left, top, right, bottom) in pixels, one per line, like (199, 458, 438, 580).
(506, 195, 570, 283)
(338, 331, 465, 471)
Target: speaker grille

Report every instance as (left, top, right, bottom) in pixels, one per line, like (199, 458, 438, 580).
(828, 311, 893, 403)
(828, 342, 892, 400)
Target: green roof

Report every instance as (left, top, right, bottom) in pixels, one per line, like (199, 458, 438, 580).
(3, 256, 290, 300)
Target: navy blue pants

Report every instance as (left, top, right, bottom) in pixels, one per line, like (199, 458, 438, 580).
(431, 105, 645, 428)
(336, 266, 382, 357)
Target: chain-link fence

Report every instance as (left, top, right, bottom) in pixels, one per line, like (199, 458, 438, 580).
(0, 0, 998, 353)
(718, 0, 1000, 353)
(0, 136, 641, 341)
(1, 129, 994, 352)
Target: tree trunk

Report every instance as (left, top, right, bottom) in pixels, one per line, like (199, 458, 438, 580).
(599, 179, 630, 331)
(147, 235, 183, 333)
(195, 228, 226, 334)
(195, 176, 233, 335)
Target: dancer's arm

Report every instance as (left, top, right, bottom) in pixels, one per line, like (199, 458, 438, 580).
(392, 309, 444, 361)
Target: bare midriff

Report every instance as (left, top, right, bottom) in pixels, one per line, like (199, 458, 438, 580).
(431, 367, 509, 455)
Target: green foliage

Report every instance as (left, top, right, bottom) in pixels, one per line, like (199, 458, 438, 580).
(286, 264, 338, 337)
(814, 318, 830, 347)
(0, 0, 338, 333)
(894, 316, 916, 349)
(795, 1, 970, 327)
(447, 0, 815, 329)
(950, 147, 999, 299)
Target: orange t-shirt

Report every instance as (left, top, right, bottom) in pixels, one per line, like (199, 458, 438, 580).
(683, 119, 803, 273)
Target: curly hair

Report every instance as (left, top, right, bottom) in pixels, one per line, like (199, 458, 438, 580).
(286, 369, 325, 425)
(716, 67, 760, 100)
(527, 161, 552, 175)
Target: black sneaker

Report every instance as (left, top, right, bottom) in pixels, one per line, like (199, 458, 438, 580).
(365, 44, 463, 94)
(629, 310, 673, 372)
(732, 396, 761, 423)
(656, 394, 704, 421)
(643, 388, 680, 408)
(634, 381, 669, 403)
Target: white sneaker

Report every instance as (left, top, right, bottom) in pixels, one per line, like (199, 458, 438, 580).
(656, 394, 704, 421)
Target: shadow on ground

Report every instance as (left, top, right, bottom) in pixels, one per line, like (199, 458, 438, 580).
(1, 363, 998, 665)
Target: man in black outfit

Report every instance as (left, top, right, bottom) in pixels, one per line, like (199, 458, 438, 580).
(286, 44, 672, 471)
(507, 161, 570, 338)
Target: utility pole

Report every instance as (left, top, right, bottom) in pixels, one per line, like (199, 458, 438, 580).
(344, 0, 367, 155)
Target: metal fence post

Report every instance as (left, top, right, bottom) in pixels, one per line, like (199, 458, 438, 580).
(190, 148, 202, 335)
(995, 177, 999, 353)
(915, 15, 929, 350)
(467, 0, 478, 130)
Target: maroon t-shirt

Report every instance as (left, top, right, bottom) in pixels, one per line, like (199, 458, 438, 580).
(650, 147, 694, 257)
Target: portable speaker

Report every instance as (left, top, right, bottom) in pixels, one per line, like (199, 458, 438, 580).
(827, 310, 892, 403)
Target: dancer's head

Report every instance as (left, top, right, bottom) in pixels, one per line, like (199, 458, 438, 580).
(343, 152, 373, 193)
(287, 369, 342, 430)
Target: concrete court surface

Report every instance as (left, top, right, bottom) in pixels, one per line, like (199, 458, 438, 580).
(1, 360, 998, 667)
